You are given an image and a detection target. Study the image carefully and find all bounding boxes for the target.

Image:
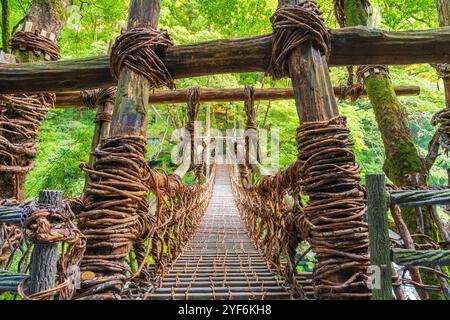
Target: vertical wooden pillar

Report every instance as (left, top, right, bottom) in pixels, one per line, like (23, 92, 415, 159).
(279, 0, 338, 123)
(277, 0, 368, 298)
(78, 0, 162, 299)
(366, 174, 393, 300)
(29, 190, 63, 296)
(88, 101, 114, 168)
(205, 103, 211, 177)
(109, 0, 161, 138)
(85, 94, 115, 188)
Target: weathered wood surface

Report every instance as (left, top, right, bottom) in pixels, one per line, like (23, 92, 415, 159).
(280, 0, 338, 122)
(366, 174, 393, 300)
(0, 205, 24, 225)
(54, 86, 420, 107)
(389, 189, 450, 207)
(0, 270, 28, 294)
(392, 248, 450, 267)
(1, 27, 450, 93)
(85, 98, 114, 188)
(390, 203, 428, 299)
(29, 190, 62, 296)
(109, 0, 160, 137)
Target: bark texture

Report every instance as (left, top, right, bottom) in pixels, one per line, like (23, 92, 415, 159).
(1, 0, 10, 53)
(1, 27, 450, 94)
(343, 0, 443, 299)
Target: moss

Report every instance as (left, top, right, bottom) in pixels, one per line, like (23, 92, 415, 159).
(366, 70, 445, 299)
(13, 0, 68, 63)
(342, 0, 447, 301)
(366, 72, 426, 183)
(344, 0, 369, 27)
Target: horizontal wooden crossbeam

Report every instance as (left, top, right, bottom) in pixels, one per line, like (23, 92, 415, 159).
(0, 27, 449, 94)
(392, 248, 450, 267)
(55, 86, 420, 107)
(389, 189, 450, 207)
(0, 270, 29, 294)
(0, 205, 24, 226)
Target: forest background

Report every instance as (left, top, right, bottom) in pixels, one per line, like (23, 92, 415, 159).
(0, 0, 447, 199)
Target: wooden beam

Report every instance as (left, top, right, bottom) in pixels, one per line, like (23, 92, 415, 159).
(54, 86, 420, 107)
(0, 270, 28, 294)
(392, 248, 450, 267)
(389, 189, 450, 207)
(1, 27, 450, 94)
(366, 174, 393, 300)
(109, 1, 161, 137)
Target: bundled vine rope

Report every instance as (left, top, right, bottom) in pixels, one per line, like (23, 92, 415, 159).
(148, 166, 215, 285)
(16, 201, 87, 300)
(1, 31, 59, 195)
(0, 93, 55, 199)
(336, 65, 389, 102)
(110, 27, 174, 89)
(297, 116, 370, 299)
(268, 0, 331, 80)
(431, 110, 450, 154)
(9, 31, 60, 61)
(0, 200, 30, 272)
(231, 161, 306, 298)
(77, 136, 152, 300)
(81, 87, 117, 124)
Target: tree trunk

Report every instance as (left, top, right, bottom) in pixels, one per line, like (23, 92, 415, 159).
(0, 0, 69, 201)
(342, 0, 443, 299)
(437, 0, 450, 26)
(1, 0, 10, 53)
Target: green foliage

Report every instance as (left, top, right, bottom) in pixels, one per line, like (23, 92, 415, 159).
(25, 109, 95, 199)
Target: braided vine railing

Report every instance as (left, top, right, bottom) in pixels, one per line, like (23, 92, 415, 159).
(148, 166, 216, 284)
(230, 162, 307, 298)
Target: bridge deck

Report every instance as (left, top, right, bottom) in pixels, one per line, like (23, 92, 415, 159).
(147, 166, 292, 300)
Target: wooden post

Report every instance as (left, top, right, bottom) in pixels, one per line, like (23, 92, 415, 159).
(85, 95, 115, 188)
(277, 0, 370, 298)
(366, 174, 393, 300)
(109, 0, 161, 138)
(29, 190, 63, 296)
(279, 0, 338, 122)
(205, 103, 211, 177)
(78, 0, 162, 299)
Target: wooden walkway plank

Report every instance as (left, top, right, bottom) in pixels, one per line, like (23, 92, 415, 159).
(147, 166, 298, 300)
